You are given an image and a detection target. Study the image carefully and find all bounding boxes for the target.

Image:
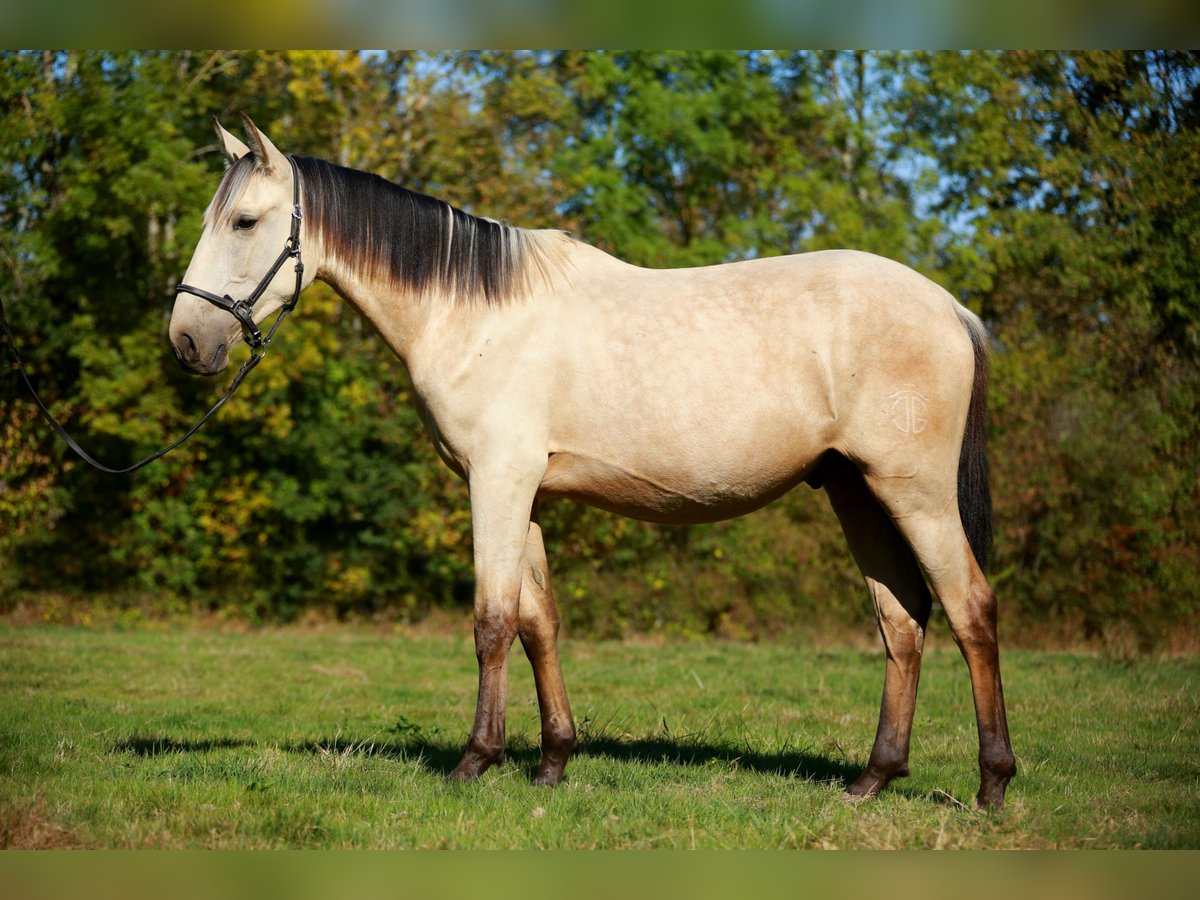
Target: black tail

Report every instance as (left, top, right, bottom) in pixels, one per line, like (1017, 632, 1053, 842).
(957, 310, 993, 574)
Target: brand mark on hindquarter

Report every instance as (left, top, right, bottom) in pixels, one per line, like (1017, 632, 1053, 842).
(887, 389, 929, 434)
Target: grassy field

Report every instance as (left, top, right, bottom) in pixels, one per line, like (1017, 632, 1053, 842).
(1, 621, 1197, 849)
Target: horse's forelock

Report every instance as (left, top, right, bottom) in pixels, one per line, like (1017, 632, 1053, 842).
(204, 154, 262, 226)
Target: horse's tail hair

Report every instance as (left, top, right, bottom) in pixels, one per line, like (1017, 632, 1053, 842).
(956, 306, 993, 574)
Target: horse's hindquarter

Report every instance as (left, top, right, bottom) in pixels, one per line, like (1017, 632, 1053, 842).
(536, 248, 972, 524)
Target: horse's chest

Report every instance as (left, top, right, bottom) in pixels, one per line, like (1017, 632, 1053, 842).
(409, 390, 471, 480)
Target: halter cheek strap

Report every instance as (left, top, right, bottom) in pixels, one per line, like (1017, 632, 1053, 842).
(175, 155, 304, 352)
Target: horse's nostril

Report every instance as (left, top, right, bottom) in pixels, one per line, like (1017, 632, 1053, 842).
(173, 331, 196, 360)
(172, 331, 201, 370)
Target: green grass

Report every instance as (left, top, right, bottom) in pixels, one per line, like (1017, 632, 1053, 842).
(1, 622, 1197, 848)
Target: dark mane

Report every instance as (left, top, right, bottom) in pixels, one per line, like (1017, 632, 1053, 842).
(295, 156, 561, 304)
(207, 154, 563, 305)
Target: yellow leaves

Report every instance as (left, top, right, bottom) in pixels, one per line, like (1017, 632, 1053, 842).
(195, 475, 272, 567)
(326, 561, 372, 599)
(411, 508, 471, 554)
(284, 51, 374, 104)
(278, 51, 386, 167)
(502, 62, 573, 123)
(0, 404, 61, 547)
(338, 380, 371, 411)
(284, 51, 342, 105)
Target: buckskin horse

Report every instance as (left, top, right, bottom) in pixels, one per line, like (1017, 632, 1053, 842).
(169, 117, 1016, 809)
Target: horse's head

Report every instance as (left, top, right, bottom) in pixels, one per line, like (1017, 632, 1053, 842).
(170, 116, 311, 375)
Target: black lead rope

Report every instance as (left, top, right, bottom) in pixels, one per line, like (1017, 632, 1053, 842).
(0, 156, 304, 475)
(0, 303, 263, 475)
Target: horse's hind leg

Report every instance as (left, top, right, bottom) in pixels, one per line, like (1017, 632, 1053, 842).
(865, 474, 1016, 810)
(951, 558, 1015, 809)
(518, 512, 578, 785)
(824, 454, 933, 799)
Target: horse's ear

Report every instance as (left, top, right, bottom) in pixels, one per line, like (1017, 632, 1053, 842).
(240, 113, 290, 177)
(213, 116, 250, 164)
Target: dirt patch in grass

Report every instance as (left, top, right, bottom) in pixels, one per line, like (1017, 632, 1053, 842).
(0, 798, 85, 849)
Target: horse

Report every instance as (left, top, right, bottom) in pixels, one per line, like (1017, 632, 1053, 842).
(169, 116, 1016, 809)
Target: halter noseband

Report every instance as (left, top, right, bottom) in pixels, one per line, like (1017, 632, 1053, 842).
(174, 155, 304, 353)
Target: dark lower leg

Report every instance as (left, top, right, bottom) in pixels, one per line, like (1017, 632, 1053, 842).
(949, 568, 1016, 809)
(846, 619, 927, 797)
(969, 655, 1016, 809)
(521, 627, 577, 786)
(518, 522, 577, 785)
(449, 614, 517, 781)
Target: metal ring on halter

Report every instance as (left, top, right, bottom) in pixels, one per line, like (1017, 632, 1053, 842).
(175, 155, 304, 354)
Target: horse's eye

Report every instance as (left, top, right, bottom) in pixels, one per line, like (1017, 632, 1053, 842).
(234, 215, 258, 231)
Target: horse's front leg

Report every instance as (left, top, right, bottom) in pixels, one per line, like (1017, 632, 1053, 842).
(448, 463, 542, 782)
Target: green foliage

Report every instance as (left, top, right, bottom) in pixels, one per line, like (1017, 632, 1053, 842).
(1, 51, 1198, 645)
(890, 51, 1200, 646)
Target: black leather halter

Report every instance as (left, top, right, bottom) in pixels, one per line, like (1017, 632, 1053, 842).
(175, 155, 305, 352)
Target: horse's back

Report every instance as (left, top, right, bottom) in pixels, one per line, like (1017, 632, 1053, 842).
(534, 248, 975, 524)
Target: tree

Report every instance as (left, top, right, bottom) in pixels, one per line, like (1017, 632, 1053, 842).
(891, 51, 1200, 643)
(3, 51, 1196, 647)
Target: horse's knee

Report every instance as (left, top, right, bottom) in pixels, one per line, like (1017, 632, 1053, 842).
(519, 621, 558, 663)
(870, 577, 928, 657)
(878, 617, 926, 671)
(473, 603, 519, 665)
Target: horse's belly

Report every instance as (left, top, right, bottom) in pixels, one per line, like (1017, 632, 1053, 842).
(538, 448, 820, 525)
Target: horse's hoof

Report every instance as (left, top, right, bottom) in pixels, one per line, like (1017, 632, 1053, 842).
(448, 748, 504, 781)
(531, 766, 566, 787)
(974, 786, 1009, 812)
(845, 761, 909, 801)
(973, 757, 1015, 810)
(530, 734, 576, 786)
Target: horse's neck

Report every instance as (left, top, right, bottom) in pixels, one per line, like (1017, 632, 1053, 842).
(314, 235, 639, 398)
(316, 263, 432, 365)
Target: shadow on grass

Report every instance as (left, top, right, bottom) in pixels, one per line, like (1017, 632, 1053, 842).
(282, 734, 858, 788)
(111, 733, 859, 788)
(576, 736, 859, 787)
(112, 736, 257, 756)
